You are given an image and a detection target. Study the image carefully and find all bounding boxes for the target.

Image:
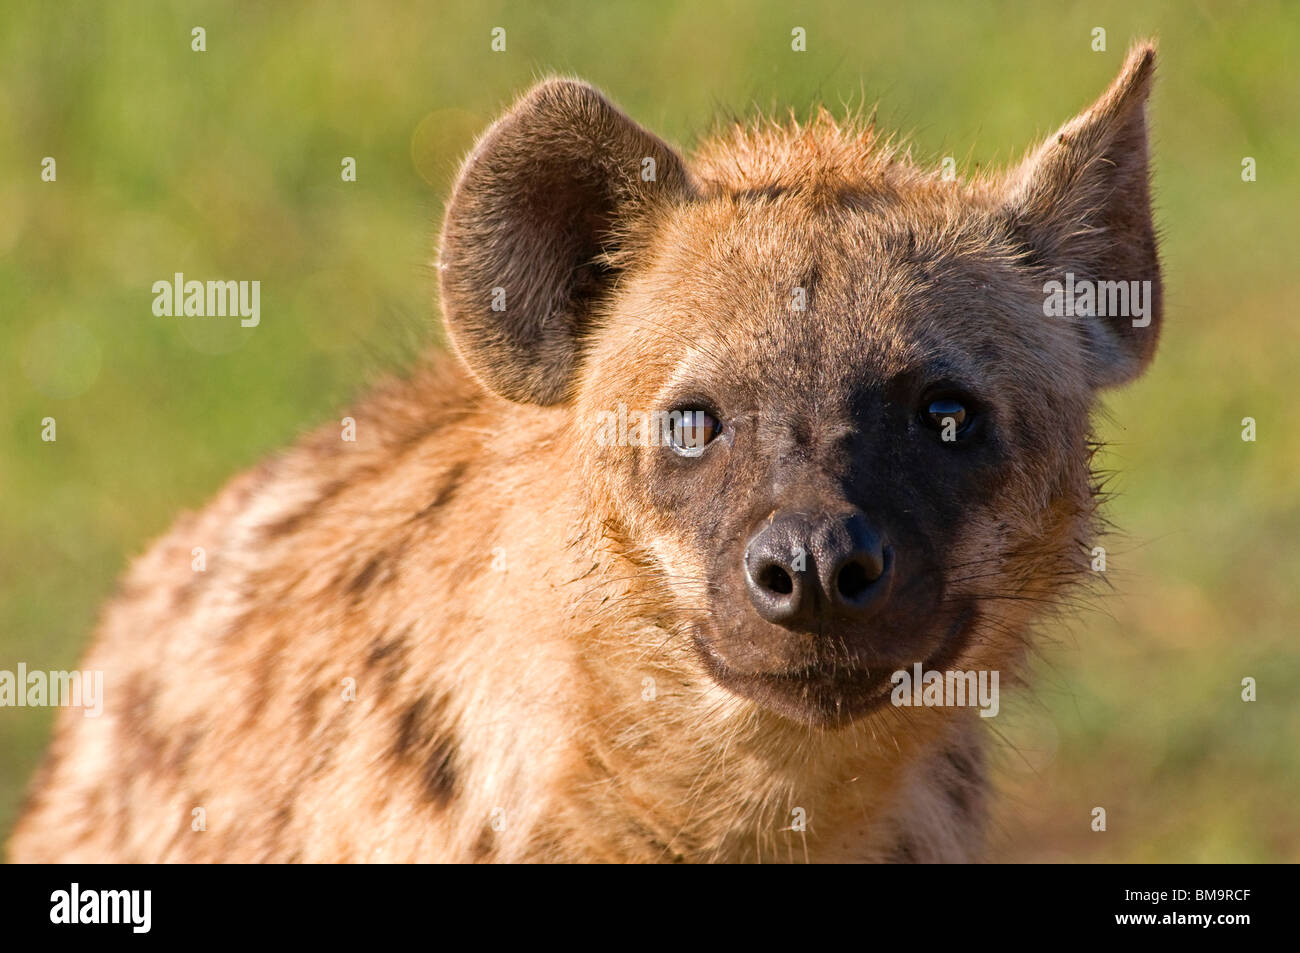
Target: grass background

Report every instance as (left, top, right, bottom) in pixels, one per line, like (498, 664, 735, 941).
(1, 0, 1296, 861)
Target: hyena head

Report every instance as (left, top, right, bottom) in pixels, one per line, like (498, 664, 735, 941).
(439, 46, 1160, 728)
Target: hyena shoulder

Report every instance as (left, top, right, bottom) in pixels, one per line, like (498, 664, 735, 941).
(10, 358, 535, 861)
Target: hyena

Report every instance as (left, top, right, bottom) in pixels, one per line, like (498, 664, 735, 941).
(11, 44, 1161, 863)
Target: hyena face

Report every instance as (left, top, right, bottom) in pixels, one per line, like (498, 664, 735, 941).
(441, 48, 1160, 727)
(579, 203, 1098, 726)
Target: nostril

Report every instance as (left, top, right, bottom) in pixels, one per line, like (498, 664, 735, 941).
(826, 520, 888, 609)
(757, 563, 794, 596)
(835, 561, 871, 601)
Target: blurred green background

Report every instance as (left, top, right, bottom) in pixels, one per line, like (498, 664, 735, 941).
(1, 1, 1296, 861)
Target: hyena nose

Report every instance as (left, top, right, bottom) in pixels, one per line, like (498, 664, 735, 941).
(744, 510, 889, 628)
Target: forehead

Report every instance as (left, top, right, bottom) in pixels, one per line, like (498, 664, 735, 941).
(615, 192, 1080, 402)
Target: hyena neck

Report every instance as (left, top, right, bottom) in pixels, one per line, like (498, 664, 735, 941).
(552, 630, 988, 861)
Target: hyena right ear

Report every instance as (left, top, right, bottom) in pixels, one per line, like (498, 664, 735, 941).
(438, 79, 693, 405)
(1000, 43, 1162, 390)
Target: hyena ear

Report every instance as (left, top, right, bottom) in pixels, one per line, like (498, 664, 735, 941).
(1001, 43, 1162, 389)
(438, 79, 692, 404)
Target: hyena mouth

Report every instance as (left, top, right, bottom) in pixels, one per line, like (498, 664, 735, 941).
(693, 603, 980, 727)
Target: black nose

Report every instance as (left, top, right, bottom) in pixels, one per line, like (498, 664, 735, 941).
(743, 511, 889, 628)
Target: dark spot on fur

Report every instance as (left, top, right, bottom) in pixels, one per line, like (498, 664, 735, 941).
(121, 676, 157, 728)
(334, 465, 471, 600)
(258, 479, 348, 540)
(472, 825, 496, 862)
(115, 578, 145, 604)
(393, 692, 460, 807)
(734, 185, 792, 202)
(944, 745, 974, 781)
(419, 737, 458, 807)
(346, 553, 386, 597)
(899, 227, 918, 257)
(943, 746, 982, 819)
(945, 780, 971, 818)
(364, 630, 412, 693)
(887, 834, 919, 863)
(240, 634, 286, 728)
(270, 801, 295, 840)
(120, 677, 164, 778)
(393, 695, 425, 757)
(366, 631, 409, 667)
(113, 677, 166, 841)
(411, 463, 469, 521)
(297, 683, 325, 738)
(170, 574, 203, 612)
(168, 724, 203, 775)
(648, 837, 687, 863)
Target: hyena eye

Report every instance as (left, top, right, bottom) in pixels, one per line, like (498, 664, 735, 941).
(921, 395, 974, 440)
(667, 409, 722, 457)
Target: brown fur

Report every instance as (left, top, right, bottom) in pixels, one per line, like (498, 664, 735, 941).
(10, 44, 1161, 863)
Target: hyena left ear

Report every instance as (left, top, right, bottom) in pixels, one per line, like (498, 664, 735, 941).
(1001, 43, 1162, 389)
(438, 79, 693, 405)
